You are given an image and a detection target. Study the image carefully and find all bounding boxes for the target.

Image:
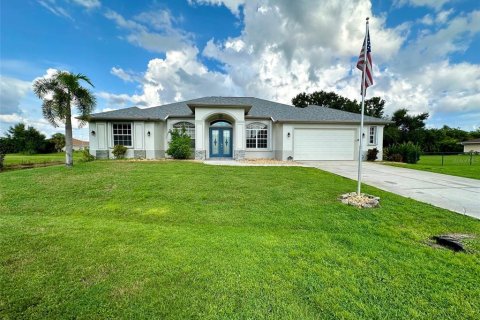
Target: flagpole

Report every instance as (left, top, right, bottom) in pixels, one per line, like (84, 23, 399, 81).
(357, 17, 369, 195)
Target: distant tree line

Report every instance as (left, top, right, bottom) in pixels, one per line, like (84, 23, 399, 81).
(292, 91, 480, 153)
(0, 123, 65, 154)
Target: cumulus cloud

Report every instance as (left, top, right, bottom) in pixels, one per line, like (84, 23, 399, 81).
(0, 76, 31, 115)
(188, 0, 244, 15)
(419, 9, 455, 26)
(97, 91, 148, 108)
(110, 67, 135, 82)
(399, 10, 480, 71)
(102, 47, 241, 108)
(99, 0, 479, 129)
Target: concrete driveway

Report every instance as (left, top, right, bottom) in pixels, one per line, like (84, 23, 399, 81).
(300, 161, 480, 219)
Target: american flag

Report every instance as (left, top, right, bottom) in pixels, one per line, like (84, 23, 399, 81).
(356, 26, 373, 93)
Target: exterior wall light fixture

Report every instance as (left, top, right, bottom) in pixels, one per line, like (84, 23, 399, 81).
(147, 131, 151, 136)
(91, 130, 96, 136)
(287, 132, 291, 138)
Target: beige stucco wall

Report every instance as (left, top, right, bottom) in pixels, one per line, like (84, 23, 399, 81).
(89, 121, 165, 159)
(89, 117, 386, 161)
(463, 144, 480, 152)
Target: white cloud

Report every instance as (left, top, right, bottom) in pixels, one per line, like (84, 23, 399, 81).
(0, 76, 31, 115)
(71, 0, 101, 9)
(101, 46, 241, 108)
(37, 0, 100, 20)
(134, 10, 177, 30)
(395, 0, 451, 11)
(110, 67, 135, 82)
(99, 0, 479, 130)
(0, 113, 25, 124)
(394, 10, 480, 72)
(105, 9, 192, 53)
(435, 9, 454, 24)
(188, 0, 244, 15)
(37, 0, 73, 20)
(97, 91, 148, 108)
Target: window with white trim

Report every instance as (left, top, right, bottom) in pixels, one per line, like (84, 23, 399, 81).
(173, 121, 195, 147)
(369, 126, 377, 145)
(246, 122, 268, 149)
(113, 123, 132, 146)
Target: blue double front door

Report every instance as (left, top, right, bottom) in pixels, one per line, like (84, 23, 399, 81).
(209, 128, 232, 158)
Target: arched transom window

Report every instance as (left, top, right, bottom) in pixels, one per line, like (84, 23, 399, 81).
(246, 122, 268, 149)
(173, 121, 195, 147)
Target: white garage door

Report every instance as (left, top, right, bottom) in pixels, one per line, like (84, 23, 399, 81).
(294, 129, 355, 160)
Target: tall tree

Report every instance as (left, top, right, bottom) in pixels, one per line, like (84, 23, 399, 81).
(50, 133, 66, 152)
(33, 71, 96, 166)
(384, 108, 429, 147)
(3, 123, 52, 154)
(291, 90, 385, 118)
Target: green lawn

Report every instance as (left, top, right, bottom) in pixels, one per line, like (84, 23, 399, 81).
(3, 152, 82, 168)
(1, 161, 479, 319)
(382, 154, 480, 180)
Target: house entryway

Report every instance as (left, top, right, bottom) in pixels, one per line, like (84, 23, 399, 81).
(209, 120, 233, 158)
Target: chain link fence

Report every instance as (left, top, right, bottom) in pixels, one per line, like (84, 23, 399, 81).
(419, 152, 479, 166)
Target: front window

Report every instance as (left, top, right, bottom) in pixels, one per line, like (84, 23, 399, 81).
(173, 121, 195, 147)
(113, 123, 132, 146)
(369, 126, 377, 145)
(246, 122, 268, 149)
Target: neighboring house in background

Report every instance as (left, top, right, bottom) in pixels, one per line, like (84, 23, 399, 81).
(461, 138, 480, 152)
(86, 97, 390, 161)
(63, 138, 89, 151)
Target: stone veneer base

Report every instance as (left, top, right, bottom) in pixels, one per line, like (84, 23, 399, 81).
(195, 150, 206, 160)
(96, 150, 109, 159)
(134, 150, 146, 159)
(234, 150, 245, 160)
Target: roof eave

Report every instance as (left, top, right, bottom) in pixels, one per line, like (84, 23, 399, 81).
(276, 120, 391, 125)
(88, 117, 164, 122)
(164, 114, 195, 120)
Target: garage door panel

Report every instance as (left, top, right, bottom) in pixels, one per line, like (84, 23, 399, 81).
(294, 129, 355, 160)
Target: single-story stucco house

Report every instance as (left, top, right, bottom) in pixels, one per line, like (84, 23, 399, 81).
(87, 96, 389, 161)
(461, 138, 480, 153)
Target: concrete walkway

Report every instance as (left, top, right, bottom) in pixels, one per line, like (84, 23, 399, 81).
(203, 160, 302, 166)
(300, 161, 480, 219)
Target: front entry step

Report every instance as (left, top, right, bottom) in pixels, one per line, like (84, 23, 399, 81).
(207, 157, 233, 160)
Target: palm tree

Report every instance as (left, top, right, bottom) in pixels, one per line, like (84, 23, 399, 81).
(33, 71, 96, 167)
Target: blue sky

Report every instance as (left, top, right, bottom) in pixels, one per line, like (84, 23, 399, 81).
(1, 0, 479, 139)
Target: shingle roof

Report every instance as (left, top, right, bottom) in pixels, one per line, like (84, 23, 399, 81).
(461, 138, 480, 144)
(88, 96, 390, 124)
(72, 138, 88, 146)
